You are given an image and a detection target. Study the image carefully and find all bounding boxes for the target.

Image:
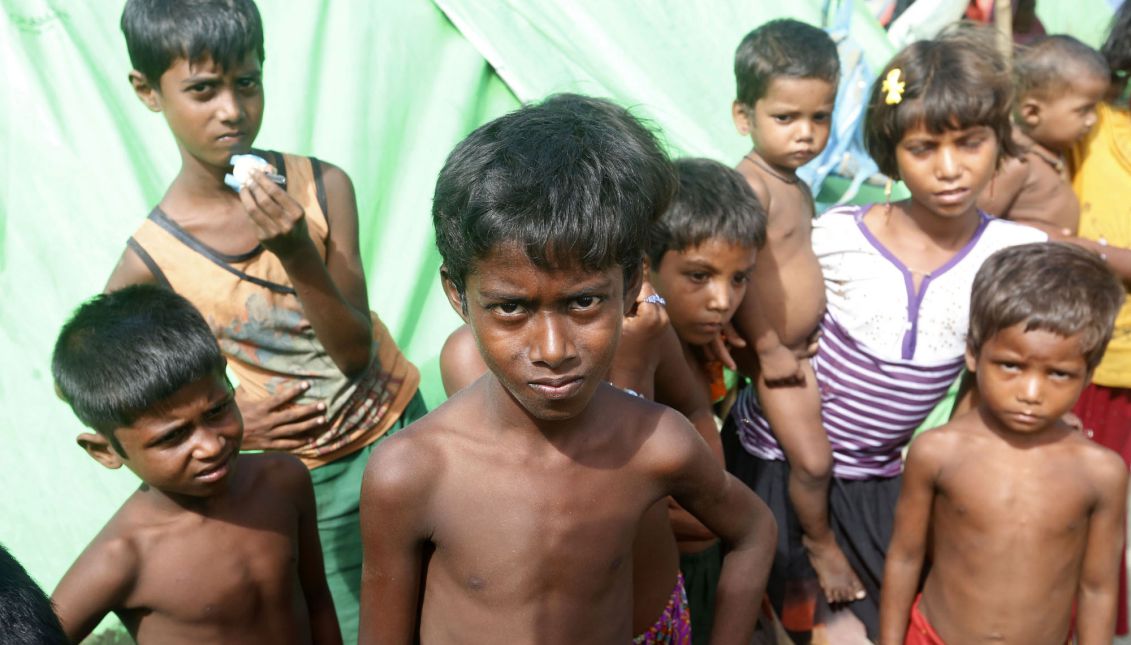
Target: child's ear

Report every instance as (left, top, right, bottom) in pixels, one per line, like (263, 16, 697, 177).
(76, 432, 125, 470)
(129, 70, 163, 113)
(440, 266, 470, 322)
(1018, 98, 1042, 129)
(732, 101, 752, 135)
(964, 346, 978, 373)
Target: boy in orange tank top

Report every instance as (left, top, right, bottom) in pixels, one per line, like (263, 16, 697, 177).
(102, 2, 423, 640)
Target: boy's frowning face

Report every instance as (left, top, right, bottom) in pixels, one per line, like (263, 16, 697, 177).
(651, 238, 757, 347)
(967, 323, 1089, 436)
(101, 372, 243, 499)
(448, 244, 635, 422)
(135, 51, 264, 171)
(734, 77, 836, 172)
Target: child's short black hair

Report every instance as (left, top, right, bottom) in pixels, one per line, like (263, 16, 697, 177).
(0, 544, 67, 645)
(1014, 35, 1109, 102)
(968, 243, 1124, 370)
(433, 93, 676, 294)
(734, 19, 840, 107)
(648, 158, 767, 267)
(121, 0, 264, 83)
(52, 286, 226, 444)
(865, 24, 1017, 179)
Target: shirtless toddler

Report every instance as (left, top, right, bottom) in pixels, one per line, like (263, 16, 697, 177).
(881, 243, 1128, 644)
(978, 36, 1109, 236)
(50, 286, 339, 644)
(729, 19, 863, 602)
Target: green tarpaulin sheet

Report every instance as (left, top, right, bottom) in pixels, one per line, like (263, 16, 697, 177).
(0, 0, 1114, 639)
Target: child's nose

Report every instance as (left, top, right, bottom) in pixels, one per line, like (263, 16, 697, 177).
(529, 314, 576, 368)
(1017, 376, 1043, 404)
(216, 89, 244, 123)
(935, 147, 960, 179)
(194, 428, 228, 460)
(707, 281, 732, 313)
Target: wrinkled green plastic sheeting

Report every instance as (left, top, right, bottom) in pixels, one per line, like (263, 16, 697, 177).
(2, 0, 1117, 639)
(434, 1, 895, 162)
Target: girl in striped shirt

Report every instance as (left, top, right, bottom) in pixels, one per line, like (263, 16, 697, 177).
(723, 26, 1047, 640)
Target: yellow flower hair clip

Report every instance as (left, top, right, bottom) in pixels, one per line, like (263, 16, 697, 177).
(882, 68, 905, 105)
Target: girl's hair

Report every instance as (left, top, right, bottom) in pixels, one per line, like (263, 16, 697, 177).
(1101, 0, 1131, 96)
(864, 24, 1017, 179)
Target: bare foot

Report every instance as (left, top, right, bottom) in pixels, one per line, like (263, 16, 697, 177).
(802, 534, 866, 604)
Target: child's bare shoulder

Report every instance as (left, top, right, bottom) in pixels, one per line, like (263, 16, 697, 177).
(237, 452, 313, 500)
(362, 403, 451, 506)
(1062, 431, 1128, 492)
(906, 419, 977, 467)
(616, 392, 708, 473)
(736, 162, 773, 210)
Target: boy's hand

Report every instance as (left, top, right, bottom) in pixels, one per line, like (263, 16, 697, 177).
(239, 169, 313, 258)
(622, 279, 669, 345)
(759, 344, 804, 387)
(703, 321, 747, 371)
(237, 383, 326, 451)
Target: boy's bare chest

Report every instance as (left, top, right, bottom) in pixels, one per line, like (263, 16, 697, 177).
(428, 457, 650, 600)
(937, 454, 1093, 541)
(129, 510, 301, 624)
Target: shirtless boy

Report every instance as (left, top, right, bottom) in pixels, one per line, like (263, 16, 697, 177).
(50, 286, 339, 644)
(647, 157, 766, 640)
(880, 243, 1128, 644)
(978, 36, 1109, 236)
(359, 94, 777, 644)
(729, 19, 861, 602)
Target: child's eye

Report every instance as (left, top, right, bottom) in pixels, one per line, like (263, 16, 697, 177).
(155, 425, 191, 447)
(237, 77, 260, 90)
(961, 137, 987, 150)
(772, 114, 792, 124)
(188, 83, 213, 94)
(813, 112, 831, 123)
(204, 398, 234, 422)
(731, 273, 750, 286)
(491, 303, 524, 316)
(686, 272, 709, 284)
(997, 361, 1021, 372)
(572, 295, 601, 309)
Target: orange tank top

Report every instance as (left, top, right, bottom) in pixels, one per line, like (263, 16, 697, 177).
(129, 151, 420, 468)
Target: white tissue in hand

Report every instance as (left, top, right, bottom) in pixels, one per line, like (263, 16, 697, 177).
(224, 154, 284, 191)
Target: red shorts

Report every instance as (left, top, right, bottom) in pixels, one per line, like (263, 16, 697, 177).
(904, 594, 946, 645)
(1073, 383, 1130, 635)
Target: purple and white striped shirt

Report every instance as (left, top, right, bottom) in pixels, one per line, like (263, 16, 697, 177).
(735, 204, 1047, 479)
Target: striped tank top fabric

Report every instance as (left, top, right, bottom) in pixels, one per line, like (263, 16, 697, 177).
(735, 204, 1047, 480)
(129, 150, 419, 469)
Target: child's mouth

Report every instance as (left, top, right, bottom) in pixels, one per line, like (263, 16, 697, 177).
(529, 376, 585, 400)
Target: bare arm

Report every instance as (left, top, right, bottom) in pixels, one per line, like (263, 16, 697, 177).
(358, 433, 434, 645)
(975, 155, 1028, 219)
(654, 330, 723, 542)
(1076, 450, 1129, 644)
(1065, 237, 1131, 286)
(657, 411, 776, 644)
(51, 536, 138, 643)
(879, 433, 943, 644)
(732, 288, 801, 385)
(439, 325, 488, 396)
(278, 457, 342, 645)
(239, 165, 373, 378)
